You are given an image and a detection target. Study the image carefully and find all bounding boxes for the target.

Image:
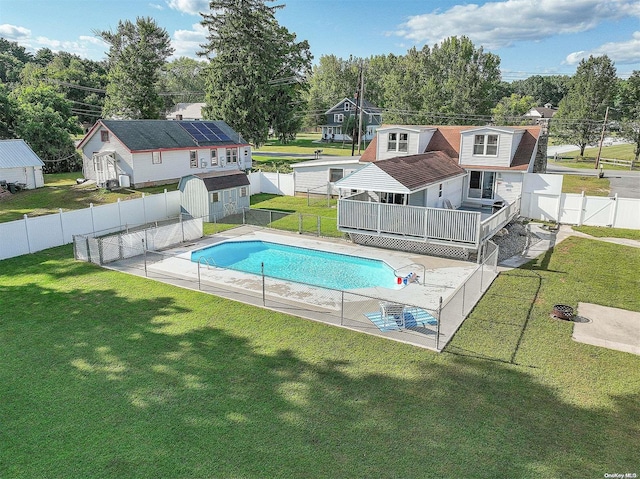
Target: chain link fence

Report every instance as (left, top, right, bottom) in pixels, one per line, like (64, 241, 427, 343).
(204, 207, 345, 239)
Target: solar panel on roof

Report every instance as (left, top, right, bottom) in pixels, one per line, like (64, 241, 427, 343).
(179, 121, 232, 144)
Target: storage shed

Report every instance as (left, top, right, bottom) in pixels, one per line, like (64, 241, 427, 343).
(179, 171, 251, 222)
(0, 139, 45, 189)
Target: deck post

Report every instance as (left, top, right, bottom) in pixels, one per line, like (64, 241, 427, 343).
(436, 296, 443, 351)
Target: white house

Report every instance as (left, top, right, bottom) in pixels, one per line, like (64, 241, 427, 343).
(166, 102, 205, 120)
(523, 103, 557, 125)
(291, 156, 364, 196)
(78, 120, 252, 188)
(0, 139, 45, 190)
(336, 124, 542, 258)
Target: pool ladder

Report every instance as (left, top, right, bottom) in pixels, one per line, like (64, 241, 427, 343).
(393, 263, 427, 286)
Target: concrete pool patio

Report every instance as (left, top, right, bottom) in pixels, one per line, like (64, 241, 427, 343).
(106, 225, 487, 350)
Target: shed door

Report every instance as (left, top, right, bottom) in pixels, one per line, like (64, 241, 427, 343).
(223, 189, 238, 216)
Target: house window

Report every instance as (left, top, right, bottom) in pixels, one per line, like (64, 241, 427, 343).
(388, 133, 397, 151)
(473, 134, 499, 156)
(387, 132, 408, 152)
(468, 171, 496, 199)
(334, 113, 344, 123)
(438, 183, 443, 198)
(152, 151, 162, 164)
(226, 148, 237, 164)
(380, 192, 405, 205)
(329, 168, 343, 183)
(240, 186, 248, 197)
(210, 192, 219, 202)
(210, 149, 218, 166)
(101, 131, 109, 142)
(190, 150, 197, 168)
(398, 133, 408, 152)
(344, 103, 350, 111)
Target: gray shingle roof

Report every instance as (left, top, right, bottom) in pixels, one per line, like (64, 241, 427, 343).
(99, 120, 245, 151)
(197, 170, 250, 192)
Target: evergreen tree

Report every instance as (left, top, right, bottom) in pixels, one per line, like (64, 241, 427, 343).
(199, 0, 311, 147)
(553, 55, 618, 156)
(97, 17, 173, 119)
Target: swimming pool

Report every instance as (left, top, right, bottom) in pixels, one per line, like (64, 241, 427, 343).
(191, 240, 398, 290)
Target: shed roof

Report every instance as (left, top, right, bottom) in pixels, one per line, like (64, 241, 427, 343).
(197, 170, 250, 192)
(0, 139, 45, 168)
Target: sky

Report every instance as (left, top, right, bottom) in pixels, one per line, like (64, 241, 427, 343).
(1, 0, 639, 81)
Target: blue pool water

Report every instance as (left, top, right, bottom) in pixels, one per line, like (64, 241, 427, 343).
(191, 240, 398, 290)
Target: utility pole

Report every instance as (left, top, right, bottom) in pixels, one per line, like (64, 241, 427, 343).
(595, 106, 609, 171)
(351, 64, 363, 156)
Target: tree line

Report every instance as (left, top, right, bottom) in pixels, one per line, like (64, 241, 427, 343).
(0, 0, 639, 171)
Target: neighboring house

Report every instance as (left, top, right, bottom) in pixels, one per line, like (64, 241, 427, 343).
(336, 124, 542, 258)
(178, 170, 251, 222)
(320, 98, 382, 142)
(166, 102, 206, 120)
(0, 139, 45, 190)
(524, 103, 557, 125)
(78, 120, 252, 188)
(291, 156, 364, 196)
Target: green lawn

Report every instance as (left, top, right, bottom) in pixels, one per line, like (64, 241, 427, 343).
(1, 236, 638, 478)
(0, 172, 178, 223)
(550, 143, 638, 170)
(254, 133, 368, 156)
(573, 225, 640, 241)
(561, 175, 610, 196)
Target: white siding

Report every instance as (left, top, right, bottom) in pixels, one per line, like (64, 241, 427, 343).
(0, 166, 43, 189)
(460, 129, 513, 167)
(336, 164, 408, 193)
(376, 128, 425, 160)
(294, 162, 362, 193)
(495, 172, 524, 204)
(81, 126, 132, 181)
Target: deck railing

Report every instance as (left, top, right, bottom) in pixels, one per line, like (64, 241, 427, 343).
(338, 196, 521, 248)
(338, 199, 482, 246)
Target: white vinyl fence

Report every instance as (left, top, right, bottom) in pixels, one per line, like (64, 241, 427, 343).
(521, 173, 640, 229)
(0, 190, 181, 261)
(248, 171, 294, 196)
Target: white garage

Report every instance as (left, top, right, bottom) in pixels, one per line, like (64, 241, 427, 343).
(0, 139, 45, 190)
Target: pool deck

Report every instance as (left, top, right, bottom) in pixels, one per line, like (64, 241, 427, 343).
(106, 225, 479, 350)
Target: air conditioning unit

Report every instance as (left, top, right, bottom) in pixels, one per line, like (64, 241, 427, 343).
(106, 179, 119, 190)
(118, 175, 131, 188)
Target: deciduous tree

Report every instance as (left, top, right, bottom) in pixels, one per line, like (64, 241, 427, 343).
(617, 70, 640, 166)
(492, 93, 536, 125)
(553, 55, 618, 156)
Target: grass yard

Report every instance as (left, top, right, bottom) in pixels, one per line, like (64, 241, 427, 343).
(1, 235, 639, 478)
(254, 133, 368, 157)
(0, 172, 178, 223)
(560, 175, 610, 196)
(573, 225, 640, 241)
(549, 143, 638, 170)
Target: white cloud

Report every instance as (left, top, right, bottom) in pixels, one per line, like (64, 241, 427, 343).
(0, 24, 31, 40)
(565, 31, 640, 65)
(149, 3, 165, 10)
(166, 0, 208, 15)
(171, 23, 208, 58)
(395, 0, 640, 49)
